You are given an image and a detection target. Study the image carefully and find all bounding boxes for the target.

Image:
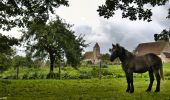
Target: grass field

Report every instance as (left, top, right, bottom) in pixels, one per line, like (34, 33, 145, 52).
(1, 78, 170, 100)
(0, 63, 170, 100)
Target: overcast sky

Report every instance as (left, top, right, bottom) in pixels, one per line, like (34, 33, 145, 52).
(1, 0, 170, 55)
(54, 0, 170, 54)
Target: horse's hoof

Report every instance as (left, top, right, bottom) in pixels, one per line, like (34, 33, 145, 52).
(130, 91, 134, 93)
(146, 89, 151, 92)
(130, 90, 134, 93)
(126, 90, 130, 92)
(155, 90, 160, 92)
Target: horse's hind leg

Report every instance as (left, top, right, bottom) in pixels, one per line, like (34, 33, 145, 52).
(146, 69, 154, 92)
(154, 70, 161, 92)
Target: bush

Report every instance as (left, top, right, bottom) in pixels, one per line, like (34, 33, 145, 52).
(79, 72, 91, 79)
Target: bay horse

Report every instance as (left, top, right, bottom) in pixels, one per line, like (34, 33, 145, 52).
(110, 43, 164, 93)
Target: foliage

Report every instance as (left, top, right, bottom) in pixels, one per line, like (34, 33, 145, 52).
(1, 63, 170, 80)
(101, 53, 110, 64)
(0, 0, 69, 30)
(0, 33, 18, 71)
(0, 33, 18, 54)
(12, 56, 25, 68)
(154, 29, 170, 42)
(0, 53, 12, 71)
(97, 0, 169, 22)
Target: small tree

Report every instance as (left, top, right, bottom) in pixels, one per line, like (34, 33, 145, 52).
(21, 16, 87, 78)
(154, 29, 170, 42)
(101, 53, 110, 64)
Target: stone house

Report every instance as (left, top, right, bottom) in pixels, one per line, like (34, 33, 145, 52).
(134, 41, 170, 63)
(83, 43, 101, 64)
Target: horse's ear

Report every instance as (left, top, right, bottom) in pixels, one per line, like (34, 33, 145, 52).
(112, 43, 115, 47)
(116, 43, 120, 48)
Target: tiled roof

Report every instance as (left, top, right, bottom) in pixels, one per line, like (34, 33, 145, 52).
(134, 42, 169, 56)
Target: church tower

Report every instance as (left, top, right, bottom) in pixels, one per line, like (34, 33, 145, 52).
(93, 42, 100, 64)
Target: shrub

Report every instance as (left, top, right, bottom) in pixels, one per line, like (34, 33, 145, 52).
(79, 72, 91, 79)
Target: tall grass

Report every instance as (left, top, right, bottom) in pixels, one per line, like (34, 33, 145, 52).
(0, 63, 170, 99)
(0, 63, 170, 80)
(1, 79, 170, 100)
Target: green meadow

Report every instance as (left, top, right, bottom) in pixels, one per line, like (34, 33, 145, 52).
(1, 63, 170, 100)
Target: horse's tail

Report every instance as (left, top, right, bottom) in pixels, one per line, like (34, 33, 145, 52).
(160, 64, 164, 80)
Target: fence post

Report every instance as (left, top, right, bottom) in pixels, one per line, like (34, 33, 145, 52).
(16, 61, 20, 79)
(99, 61, 102, 79)
(59, 63, 61, 80)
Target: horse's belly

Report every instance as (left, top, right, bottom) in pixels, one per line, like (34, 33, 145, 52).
(133, 66, 148, 73)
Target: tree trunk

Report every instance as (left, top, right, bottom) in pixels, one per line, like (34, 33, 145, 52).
(59, 63, 61, 80)
(16, 65, 19, 79)
(46, 52, 56, 79)
(50, 53, 55, 72)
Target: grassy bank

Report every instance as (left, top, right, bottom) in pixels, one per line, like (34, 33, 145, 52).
(0, 63, 170, 99)
(1, 78, 170, 100)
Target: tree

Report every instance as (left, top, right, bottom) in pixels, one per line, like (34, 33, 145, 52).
(21, 16, 87, 78)
(0, 33, 18, 71)
(97, 0, 169, 22)
(100, 53, 110, 65)
(0, 0, 69, 30)
(0, 33, 18, 54)
(154, 29, 170, 42)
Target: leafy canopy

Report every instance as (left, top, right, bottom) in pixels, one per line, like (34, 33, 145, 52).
(0, 0, 69, 30)
(97, 0, 169, 22)
(21, 16, 87, 67)
(0, 33, 18, 54)
(154, 29, 170, 42)
(0, 33, 18, 70)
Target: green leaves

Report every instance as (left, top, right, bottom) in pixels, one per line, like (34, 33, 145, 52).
(0, 33, 18, 71)
(0, 0, 69, 30)
(0, 33, 18, 54)
(97, 0, 169, 22)
(22, 16, 87, 69)
(154, 29, 170, 42)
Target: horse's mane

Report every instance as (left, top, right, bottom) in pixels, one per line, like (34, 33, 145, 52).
(120, 46, 134, 58)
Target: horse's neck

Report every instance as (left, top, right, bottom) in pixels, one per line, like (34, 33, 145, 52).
(119, 49, 134, 65)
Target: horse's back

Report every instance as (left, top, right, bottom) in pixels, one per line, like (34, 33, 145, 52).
(144, 53, 162, 69)
(130, 53, 162, 73)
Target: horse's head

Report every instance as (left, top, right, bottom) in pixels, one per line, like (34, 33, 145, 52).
(110, 43, 122, 62)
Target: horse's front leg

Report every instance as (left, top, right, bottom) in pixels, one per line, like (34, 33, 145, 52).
(125, 72, 134, 93)
(129, 73, 134, 93)
(125, 74, 130, 92)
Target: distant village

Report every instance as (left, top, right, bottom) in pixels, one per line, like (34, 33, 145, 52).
(83, 41, 170, 64)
